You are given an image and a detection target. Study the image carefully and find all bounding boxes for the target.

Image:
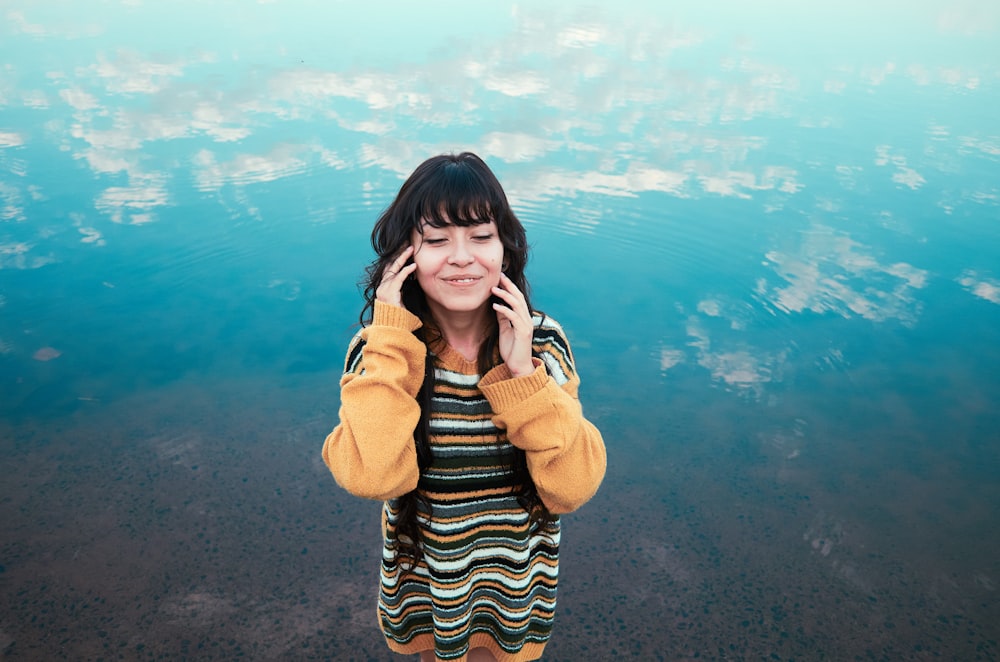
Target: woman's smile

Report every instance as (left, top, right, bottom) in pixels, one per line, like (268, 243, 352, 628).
(442, 274, 482, 285)
(411, 220, 504, 316)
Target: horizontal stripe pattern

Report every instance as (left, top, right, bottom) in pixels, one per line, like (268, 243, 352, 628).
(348, 315, 573, 660)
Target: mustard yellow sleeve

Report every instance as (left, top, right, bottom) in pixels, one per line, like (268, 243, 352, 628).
(479, 322, 606, 514)
(322, 301, 425, 500)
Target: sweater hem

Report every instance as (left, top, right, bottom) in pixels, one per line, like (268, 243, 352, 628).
(384, 631, 547, 662)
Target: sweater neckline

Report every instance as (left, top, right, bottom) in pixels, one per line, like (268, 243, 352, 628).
(428, 335, 480, 374)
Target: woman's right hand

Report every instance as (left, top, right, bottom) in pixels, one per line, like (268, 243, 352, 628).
(375, 245, 417, 308)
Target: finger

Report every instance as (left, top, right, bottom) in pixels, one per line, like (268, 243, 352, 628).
(492, 284, 530, 319)
(494, 305, 515, 328)
(382, 251, 416, 283)
(492, 301, 513, 320)
(497, 271, 523, 294)
(394, 245, 414, 262)
(492, 302, 526, 328)
(492, 277, 524, 301)
(387, 245, 414, 271)
(490, 284, 516, 303)
(497, 273, 528, 304)
(398, 261, 417, 279)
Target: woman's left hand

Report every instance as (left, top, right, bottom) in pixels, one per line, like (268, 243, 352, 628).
(492, 273, 535, 378)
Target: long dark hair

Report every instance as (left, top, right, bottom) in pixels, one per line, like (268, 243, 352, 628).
(359, 152, 554, 569)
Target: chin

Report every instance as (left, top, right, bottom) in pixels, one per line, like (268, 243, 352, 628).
(433, 296, 491, 314)
(450, 301, 491, 313)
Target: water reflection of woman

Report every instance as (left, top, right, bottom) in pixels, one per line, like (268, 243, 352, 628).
(322, 152, 606, 662)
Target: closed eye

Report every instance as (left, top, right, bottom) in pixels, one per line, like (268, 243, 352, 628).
(424, 238, 446, 245)
(472, 234, 494, 241)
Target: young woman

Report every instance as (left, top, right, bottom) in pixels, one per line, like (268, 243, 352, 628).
(322, 152, 606, 661)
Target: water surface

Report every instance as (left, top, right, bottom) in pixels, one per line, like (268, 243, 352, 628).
(1, 1, 999, 659)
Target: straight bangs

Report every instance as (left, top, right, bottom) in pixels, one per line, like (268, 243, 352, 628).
(408, 164, 502, 231)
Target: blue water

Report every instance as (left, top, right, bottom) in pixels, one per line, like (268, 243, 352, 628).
(2, 2, 999, 659)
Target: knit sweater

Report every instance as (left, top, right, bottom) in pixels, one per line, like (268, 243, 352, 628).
(322, 301, 606, 662)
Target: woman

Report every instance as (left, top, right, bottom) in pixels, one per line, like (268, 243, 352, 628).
(323, 152, 606, 661)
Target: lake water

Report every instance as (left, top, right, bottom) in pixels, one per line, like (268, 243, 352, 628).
(2, 2, 999, 660)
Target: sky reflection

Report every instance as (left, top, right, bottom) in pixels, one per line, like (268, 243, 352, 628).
(1, 0, 998, 373)
(4, 2, 997, 211)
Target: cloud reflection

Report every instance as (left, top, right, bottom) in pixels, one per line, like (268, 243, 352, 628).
(0, 181, 25, 222)
(70, 212, 105, 246)
(957, 270, 1000, 304)
(0, 241, 55, 269)
(194, 146, 308, 190)
(756, 226, 929, 326)
(0, 0, 994, 271)
(6, 9, 102, 38)
(193, 143, 347, 191)
(875, 145, 926, 190)
(659, 348, 684, 371)
(508, 164, 690, 201)
(59, 87, 100, 112)
(268, 70, 433, 112)
(685, 315, 784, 398)
(958, 136, 1000, 157)
(659, 292, 789, 399)
(86, 50, 208, 95)
(0, 132, 25, 148)
(95, 181, 168, 225)
(699, 166, 802, 199)
(13, 2, 817, 217)
(479, 132, 553, 163)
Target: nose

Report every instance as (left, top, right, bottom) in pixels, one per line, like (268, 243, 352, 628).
(448, 238, 474, 265)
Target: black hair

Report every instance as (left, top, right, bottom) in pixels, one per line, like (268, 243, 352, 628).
(358, 152, 554, 570)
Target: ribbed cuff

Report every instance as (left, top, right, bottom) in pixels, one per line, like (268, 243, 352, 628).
(371, 300, 422, 331)
(479, 358, 546, 412)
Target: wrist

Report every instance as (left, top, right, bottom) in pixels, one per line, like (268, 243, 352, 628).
(507, 357, 539, 378)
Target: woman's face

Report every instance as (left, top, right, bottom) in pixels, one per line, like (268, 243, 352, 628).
(409, 220, 504, 319)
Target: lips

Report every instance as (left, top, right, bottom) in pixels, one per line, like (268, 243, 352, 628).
(443, 274, 481, 284)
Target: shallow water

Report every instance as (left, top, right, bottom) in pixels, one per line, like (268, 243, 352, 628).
(2, 2, 999, 660)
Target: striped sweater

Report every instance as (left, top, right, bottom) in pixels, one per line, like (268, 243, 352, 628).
(323, 301, 606, 661)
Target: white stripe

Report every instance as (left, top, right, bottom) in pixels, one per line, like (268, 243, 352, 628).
(430, 593, 557, 634)
(427, 539, 560, 575)
(428, 566, 559, 602)
(541, 352, 569, 384)
(433, 367, 480, 385)
(423, 470, 510, 482)
(429, 418, 495, 432)
(426, 511, 528, 534)
(428, 445, 509, 458)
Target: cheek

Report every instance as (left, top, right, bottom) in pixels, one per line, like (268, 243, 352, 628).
(410, 254, 436, 287)
(487, 254, 503, 287)
(411, 249, 437, 273)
